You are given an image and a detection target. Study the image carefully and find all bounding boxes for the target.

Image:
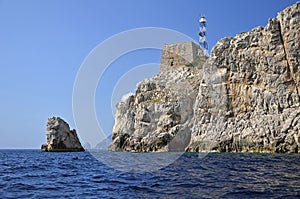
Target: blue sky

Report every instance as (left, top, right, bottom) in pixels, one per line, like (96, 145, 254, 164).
(0, 0, 297, 148)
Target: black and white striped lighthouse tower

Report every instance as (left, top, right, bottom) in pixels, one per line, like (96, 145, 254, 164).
(199, 16, 209, 57)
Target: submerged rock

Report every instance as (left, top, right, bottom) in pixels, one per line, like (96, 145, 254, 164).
(109, 2, 300, 153)
(41, 117, 84, 152)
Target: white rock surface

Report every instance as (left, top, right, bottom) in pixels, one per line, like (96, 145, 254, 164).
(41, 117, 84, 152)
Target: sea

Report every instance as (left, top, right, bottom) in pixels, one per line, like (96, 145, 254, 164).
(0, 150, 300, 198)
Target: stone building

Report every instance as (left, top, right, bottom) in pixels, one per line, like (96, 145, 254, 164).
(160, 41, 205, 71)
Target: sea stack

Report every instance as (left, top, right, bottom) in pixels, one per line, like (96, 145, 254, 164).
(41, 117, 84, 152)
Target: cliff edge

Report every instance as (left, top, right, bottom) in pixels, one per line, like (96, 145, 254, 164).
(109, 2, 300, 153)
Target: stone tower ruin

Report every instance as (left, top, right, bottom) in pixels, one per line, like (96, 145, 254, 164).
(160, 41, 205, 71)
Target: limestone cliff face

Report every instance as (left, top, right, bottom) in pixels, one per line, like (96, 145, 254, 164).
(41, 117, 84, 152)
(109, 67, 202, 152)
(188, 2, 300, 153)
(109, 2, 300, 153)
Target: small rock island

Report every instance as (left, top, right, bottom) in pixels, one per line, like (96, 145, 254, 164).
(41, 117, 84, 152)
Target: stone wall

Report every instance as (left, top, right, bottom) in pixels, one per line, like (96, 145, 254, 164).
(160, 42, 204, 71)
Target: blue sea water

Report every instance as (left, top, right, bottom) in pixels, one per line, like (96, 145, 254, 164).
(0, 150, 300, 198)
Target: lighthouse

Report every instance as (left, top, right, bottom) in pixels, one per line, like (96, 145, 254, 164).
(199, 16, 209, 57)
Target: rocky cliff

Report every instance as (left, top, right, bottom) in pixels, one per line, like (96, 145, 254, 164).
(41, 117, 85, 152)
(109, 2, 300, 153)
(109, 66, 202, 152)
